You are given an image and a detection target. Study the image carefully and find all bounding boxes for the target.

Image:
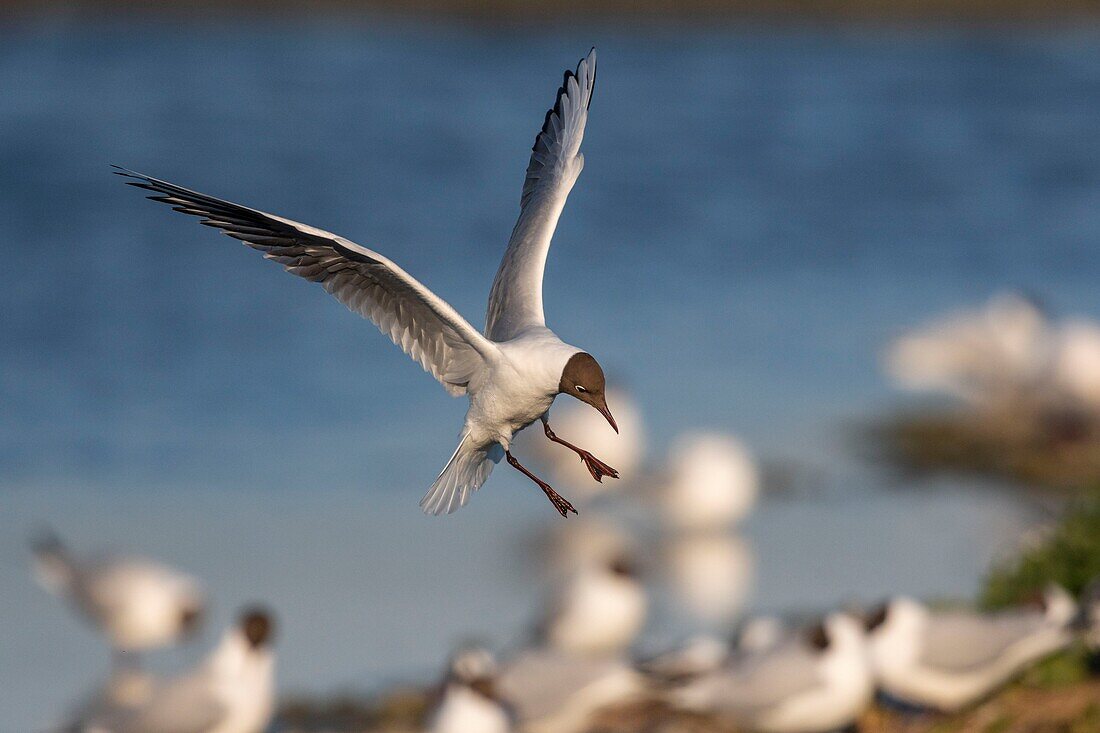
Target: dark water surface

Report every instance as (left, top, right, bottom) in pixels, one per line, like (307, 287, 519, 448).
(3, 16, 1100, 729)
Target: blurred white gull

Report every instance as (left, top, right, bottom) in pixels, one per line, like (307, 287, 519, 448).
(65, 607, 276, 733)
(1050, 319, 1100, 410)
(427, 647, 512, 733)
(733, 615, 788, 657)
(116, 49, 621, 518)
(496, 648, 646, 733)
(865, 586, 1076, 712)
(639, 634, 730, 682)
(541, 554, 647, 656)
(538, 514, 635, 583)
(527, 386, 643, 502)
(665, 532, 754, 626)
(885, 292, 1052, 408)
(673, 613, 873, 733)
(661, 433, 759, 531)
(31, 531, 204, 656)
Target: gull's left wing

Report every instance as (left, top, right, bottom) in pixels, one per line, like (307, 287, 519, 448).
(485, 48, 597, 342)
(115, 167, 498, 396)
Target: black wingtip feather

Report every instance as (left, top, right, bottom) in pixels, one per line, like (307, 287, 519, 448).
(529, 51, 596, 153)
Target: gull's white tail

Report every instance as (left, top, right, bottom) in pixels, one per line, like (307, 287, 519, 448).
(420, 435, 503, 515)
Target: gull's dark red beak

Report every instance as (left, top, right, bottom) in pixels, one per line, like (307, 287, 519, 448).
(597, 397, 618, 434)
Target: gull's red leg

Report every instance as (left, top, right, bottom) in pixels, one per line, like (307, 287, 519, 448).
(505, 450, 577, 518)
(542, 418, 620, 483)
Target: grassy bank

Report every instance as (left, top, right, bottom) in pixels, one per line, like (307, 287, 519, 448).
(870, 408, 1100, 496)
(278, 670, 1100, 733)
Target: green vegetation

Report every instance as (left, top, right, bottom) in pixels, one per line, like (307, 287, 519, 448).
(981, 501, 1100, 610)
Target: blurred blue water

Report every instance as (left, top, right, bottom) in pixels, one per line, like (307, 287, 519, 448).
(3, 16, 1100, 730)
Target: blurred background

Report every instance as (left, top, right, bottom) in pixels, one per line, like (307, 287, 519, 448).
(5, 3, 1100, 732)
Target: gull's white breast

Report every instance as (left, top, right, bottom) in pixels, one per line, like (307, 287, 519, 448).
(467, 328, 579, 448)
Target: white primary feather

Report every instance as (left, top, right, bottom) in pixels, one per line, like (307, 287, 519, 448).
(485, 49, 597, 342)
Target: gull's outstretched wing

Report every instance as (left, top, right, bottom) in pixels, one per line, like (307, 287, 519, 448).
(485, 48, 596, 341)
(116, 168, 497, 396)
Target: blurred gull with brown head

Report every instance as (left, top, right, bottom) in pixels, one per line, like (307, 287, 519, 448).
(865, 586, 1077, 711)
(66, 607, 277, 733)
(115, 48, 618, 518)
(542, 553, 647, 657)
(672, 613, 873, 733)
(31, 531, 204, 660)
(496, 648, 646, 733)
(427, 647, 513, 733)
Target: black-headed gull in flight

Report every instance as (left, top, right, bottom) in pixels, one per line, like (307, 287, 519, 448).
(115, 48, 616, 518)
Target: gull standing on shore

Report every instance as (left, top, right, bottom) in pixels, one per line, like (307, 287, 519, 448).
(672, 614, 873, 733)
(116, 48, 616, 517)
(865, 587, 1078, 711)
(62, 607, 276, 733)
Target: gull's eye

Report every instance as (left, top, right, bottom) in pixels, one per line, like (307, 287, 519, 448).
(575, 385, 587, 393)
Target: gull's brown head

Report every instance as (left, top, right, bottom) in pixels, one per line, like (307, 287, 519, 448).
(559, 352, 617, 433)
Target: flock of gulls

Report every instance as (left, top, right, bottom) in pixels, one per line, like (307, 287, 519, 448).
(31, 469, 1100, 733)
(29, 46, 1100, 733)
(887, 291, 1100, 415)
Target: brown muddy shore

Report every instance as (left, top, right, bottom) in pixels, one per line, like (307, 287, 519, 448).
(278, 672, 1100, 733)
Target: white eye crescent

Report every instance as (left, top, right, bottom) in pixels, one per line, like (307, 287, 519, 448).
(575, 385, 587, 393)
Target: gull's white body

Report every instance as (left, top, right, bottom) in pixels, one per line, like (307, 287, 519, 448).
(885, 293, 1052, 407)
(662, 433, 759, 530)
(428, 647, 513, 733)
(497, 649, 645, 733)
(429, 682, 512, 733)
(665, 532, 754, 625)
(543, 558, 647, 656)
(867, 589, 1076, 712)
(66, 618, 275, 733)
(117, 49, 600, 515)
(674, 614, 873, 733)
(32, 535, 203, 653)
